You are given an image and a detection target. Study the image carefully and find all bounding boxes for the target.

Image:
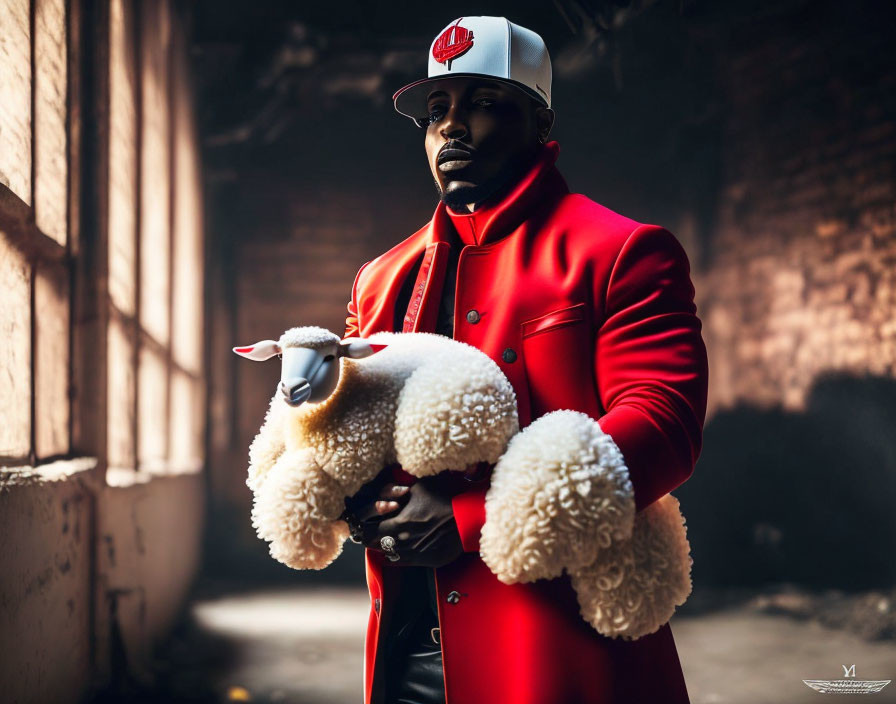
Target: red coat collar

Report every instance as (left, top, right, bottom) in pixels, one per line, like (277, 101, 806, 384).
(428, 140, 567, 247)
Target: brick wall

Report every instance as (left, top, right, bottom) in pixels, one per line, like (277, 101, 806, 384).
(673, 1, 896, 588)
(694, 2, 896, 416)
(207, 181, 406, 579)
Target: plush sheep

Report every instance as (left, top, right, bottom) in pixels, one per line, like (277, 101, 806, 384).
(233, 325, 520, 570)
(234, 326, 693, 640)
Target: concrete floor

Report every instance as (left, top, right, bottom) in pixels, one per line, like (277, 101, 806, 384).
(145, 587, 896, 704)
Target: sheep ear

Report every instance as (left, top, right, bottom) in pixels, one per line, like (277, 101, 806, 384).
(338, 338, 388, 359)
(233, 340, 281, 361)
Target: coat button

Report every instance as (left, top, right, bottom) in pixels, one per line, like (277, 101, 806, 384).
(446, 590, 462, 604)
(502, 348, 517, 363)
(374, 598, 381, 614)
(466, 309, 481, 324)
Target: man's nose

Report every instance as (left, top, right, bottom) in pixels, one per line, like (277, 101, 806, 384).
(439, 105, 468, 140)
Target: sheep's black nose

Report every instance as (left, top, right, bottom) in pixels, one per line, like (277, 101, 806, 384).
(281, 378, 312, 406)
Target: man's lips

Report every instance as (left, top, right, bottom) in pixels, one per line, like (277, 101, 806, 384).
(437, 147, 474, 172)
(438, 147, 472, 163)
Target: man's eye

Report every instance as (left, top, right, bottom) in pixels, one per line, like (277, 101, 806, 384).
(474, 98, 496, 108)
(426, 106, 447, 124)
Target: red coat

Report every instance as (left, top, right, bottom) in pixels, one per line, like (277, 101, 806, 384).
(343, 141, 708, 704)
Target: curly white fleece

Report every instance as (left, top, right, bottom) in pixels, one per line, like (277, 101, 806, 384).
(247, 328, 519, 570)
(480, 409, 693, 640)
(247, 327, 693, 639)
(569, 494, 692, 640)
(480, 410, 635, 583)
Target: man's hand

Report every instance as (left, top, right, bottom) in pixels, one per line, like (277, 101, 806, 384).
(345, 473, 464, 568)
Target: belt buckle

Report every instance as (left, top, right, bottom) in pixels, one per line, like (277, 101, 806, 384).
(430, 627, 441, 646)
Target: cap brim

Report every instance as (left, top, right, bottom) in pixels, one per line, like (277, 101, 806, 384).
(392, 73, 548, 123)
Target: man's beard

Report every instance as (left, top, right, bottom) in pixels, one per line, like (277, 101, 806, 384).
(436, 149, 537, 212)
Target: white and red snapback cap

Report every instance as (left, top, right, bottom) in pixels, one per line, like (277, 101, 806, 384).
(393, 16, 552, 123)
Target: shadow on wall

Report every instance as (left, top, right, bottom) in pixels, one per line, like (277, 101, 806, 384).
(678, 371, 896, 591)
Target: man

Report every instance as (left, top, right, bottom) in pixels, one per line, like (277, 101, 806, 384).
(341, 16, 708, 704)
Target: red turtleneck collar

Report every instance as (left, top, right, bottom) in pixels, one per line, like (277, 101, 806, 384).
(429, 140, 568, 248)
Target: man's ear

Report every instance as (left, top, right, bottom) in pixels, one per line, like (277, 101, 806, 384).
(338, 338, 389, 359)
(536, 106, 555, 143)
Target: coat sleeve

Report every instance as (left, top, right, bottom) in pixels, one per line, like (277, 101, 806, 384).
(456, 224, 708, 558)
(343, 261, 371, 340)
(594, 224, 708, 512)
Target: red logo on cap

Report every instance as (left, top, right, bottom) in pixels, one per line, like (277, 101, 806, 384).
(432, 19, 474, 69)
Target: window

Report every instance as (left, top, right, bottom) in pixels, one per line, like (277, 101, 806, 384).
(0, 0, 205, 483)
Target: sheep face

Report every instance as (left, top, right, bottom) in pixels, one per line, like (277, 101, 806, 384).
(233, 326, 388, 409)
(279, 344, 340, 406)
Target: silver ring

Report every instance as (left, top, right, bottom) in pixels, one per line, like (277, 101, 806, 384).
(380, 535, 400, 561)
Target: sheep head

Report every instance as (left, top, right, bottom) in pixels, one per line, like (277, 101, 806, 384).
(233, 326, 387, 408)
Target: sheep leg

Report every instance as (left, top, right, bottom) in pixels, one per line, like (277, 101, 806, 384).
(568, 494, 693, 640)
(251, 448, 350, 570)
(247, 393, 288, 492)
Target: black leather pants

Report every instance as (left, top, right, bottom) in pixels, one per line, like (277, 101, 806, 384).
(382, 569, 446, 704)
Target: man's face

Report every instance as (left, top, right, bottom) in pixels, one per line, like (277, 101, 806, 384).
(422, 77, 550, 211)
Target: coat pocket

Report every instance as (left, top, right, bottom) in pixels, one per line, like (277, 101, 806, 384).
(521, 301, 586, 338)
(519, 302, 593, 421)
